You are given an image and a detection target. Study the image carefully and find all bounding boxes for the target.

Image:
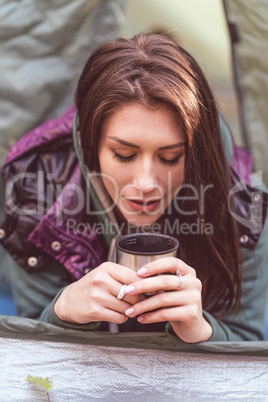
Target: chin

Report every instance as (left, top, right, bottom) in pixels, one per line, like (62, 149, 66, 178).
(118, 198, 166, 228)
(123, 213, 162, 229)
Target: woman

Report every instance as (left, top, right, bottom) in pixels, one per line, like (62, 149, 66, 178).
(1, 32, 267, 343)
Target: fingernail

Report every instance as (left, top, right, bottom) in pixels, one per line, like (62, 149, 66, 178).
(125, 307, 134, 316)
(125, 285, 135, 294)
(137, 316, 144, 323)
(138, 267, 148, 276)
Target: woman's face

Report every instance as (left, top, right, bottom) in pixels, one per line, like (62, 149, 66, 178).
(98, 103, 185, 227)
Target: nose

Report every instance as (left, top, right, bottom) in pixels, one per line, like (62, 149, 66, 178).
(133, 157, 158, 193)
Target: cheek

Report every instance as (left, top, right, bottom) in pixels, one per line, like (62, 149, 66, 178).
(100, 162, 132, 196)
(159, 167, 184, 193)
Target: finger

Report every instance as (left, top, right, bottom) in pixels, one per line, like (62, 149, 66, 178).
(125, 288, 185, 317)
(90, 264, 141, 302)
(109, 279, 144, 304)
(125, 276, 202, 316)
(101, 262, 141, 284)
(77, 296, 129, 324)
(125, 272, 186, 296)
(124, 293, 146, 304)
(93, 305, 129, 324)
(137, 257, 196, 278)
(88, 287, 138, 322)
(103, 293, 133, 314)
(137, 305, 198, 324)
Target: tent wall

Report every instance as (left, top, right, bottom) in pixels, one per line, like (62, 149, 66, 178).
(224, 0, 268, 186)
(0, 0, 127, 282)
(0, 0, 127, 166)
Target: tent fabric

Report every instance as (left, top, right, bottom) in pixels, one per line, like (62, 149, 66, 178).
(2, 339, 268, 401)
(0, 316, 268, 401)
(224, 0, 268, 186)
(0, 0, 127, 166)
(0, 0, 127, 282)
(0, 315, 268, 356)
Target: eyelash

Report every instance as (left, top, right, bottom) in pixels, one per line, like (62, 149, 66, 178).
(112, 153, 137, 163)
(112, 152, 182, 167)
(159, 156, 181, 167)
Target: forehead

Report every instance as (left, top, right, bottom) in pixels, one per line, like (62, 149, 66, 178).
(100, 103, 184, 146)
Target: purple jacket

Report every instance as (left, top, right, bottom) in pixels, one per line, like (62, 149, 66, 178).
(0, 106, 107, 281)
(0, 106, 267, 281)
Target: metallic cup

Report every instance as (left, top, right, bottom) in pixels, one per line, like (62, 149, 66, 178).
(115, 233, 179, 271)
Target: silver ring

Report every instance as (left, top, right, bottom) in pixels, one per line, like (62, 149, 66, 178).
(175, 270, 183, 290)
(117, 284, 127, 300)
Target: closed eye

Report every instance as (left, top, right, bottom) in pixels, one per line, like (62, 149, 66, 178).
(112, 151, 182, 166)
(112, 151, 137, 163)
(158, 155, 182, 166)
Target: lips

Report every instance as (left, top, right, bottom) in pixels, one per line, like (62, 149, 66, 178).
(125, 198, 162, 212)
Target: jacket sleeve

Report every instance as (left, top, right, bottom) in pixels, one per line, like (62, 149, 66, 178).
(203, 214, 268, 341)
(9, 258, 100, 331)
(165, 213, 268, 342)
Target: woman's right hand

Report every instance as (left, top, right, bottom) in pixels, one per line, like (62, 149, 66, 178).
(54, 262, 144, 325)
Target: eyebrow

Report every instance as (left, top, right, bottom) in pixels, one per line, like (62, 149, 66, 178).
(107, 136, 185, 150)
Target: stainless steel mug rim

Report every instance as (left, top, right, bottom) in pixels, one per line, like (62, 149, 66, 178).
(115, 233, 179, 256)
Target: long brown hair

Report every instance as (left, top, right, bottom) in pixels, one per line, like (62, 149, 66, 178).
(75, 32, 241, 318)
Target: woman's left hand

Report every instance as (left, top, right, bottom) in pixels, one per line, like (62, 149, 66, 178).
(123, 257, 212, 343)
